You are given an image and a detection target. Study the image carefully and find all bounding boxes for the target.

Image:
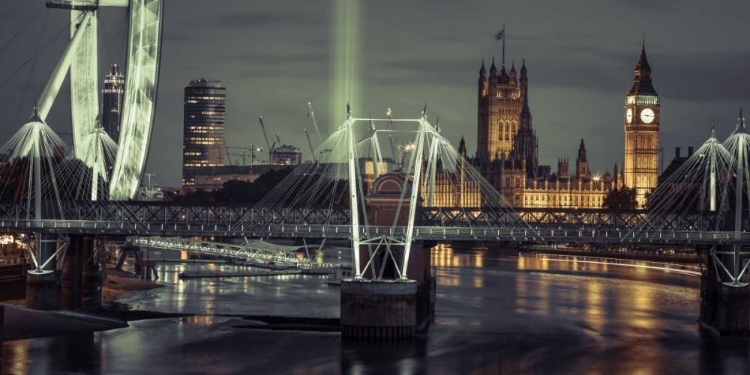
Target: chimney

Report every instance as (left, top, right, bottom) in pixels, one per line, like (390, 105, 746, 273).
(675, 147, 681, 159)
(688, 146, 694, 157)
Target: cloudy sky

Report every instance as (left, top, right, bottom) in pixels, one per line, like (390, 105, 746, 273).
(1, 0, 748, 187)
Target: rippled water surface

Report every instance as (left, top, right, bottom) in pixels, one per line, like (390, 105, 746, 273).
(3, 246, 749, 375)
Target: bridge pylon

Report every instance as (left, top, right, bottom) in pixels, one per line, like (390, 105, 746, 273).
(699, 109, 750, 335)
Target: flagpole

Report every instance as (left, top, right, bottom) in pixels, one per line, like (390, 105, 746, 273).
(502, 24, 506, 66)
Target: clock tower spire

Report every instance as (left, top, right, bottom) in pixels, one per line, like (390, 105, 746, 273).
(624, 39, 660, 207)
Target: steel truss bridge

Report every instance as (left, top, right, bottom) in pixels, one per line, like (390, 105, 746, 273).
(1, 202, 748, 246)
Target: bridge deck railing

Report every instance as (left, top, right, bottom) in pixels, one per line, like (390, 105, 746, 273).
(1, 218, 750, 245)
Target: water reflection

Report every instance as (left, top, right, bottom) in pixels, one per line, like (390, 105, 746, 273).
(431, 244, 484, 268)
(4, 333, 102, 375)
(585, 282, 604, 332)
(4, 244, 747, 374)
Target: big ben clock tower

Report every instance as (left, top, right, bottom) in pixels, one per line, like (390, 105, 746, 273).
(624, 40, 659, 207)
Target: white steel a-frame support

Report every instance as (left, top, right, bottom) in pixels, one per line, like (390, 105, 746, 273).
(346, 109, 362, 278)
(401, 118, 427, 279)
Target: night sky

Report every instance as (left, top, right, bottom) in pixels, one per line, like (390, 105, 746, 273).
(1, 0, 748, 187)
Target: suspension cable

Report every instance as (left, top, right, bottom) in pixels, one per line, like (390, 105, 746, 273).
(0, 12, 86, 92)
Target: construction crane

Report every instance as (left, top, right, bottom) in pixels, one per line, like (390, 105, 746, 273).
(226, 145, 264, 167)
(224, 145, 252, 167)
(307, 102, 323, 142)
(224, 145, 236, 165)
(259, 116, 273, 163)
(304, 129, 316, 163)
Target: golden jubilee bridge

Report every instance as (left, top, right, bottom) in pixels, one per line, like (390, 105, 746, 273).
(0, 202, 745, 246)
(1, 106, 750, 286)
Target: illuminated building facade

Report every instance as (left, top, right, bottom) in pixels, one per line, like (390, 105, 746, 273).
(476, 140, 623, 208)
(102, 63, 124, 141)
(271, 145, 302, 165)
(473, 49, 643, 208)
(477, 58, 537, 175)
(623, 42, 660, 207)
(182, 79, 226, 191)
(360, 142, 482, 208)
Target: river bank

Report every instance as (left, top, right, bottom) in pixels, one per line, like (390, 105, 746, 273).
(1, 265, 165, 341)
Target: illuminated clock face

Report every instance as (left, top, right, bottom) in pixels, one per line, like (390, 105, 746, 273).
(626, 108, 633, 123)
(640, 108, 655, 123)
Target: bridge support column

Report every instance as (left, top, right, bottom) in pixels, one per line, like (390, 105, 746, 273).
(0, 305, 4, 370)
(341, 279, 417, 339)
(61, 235, 83, 309)
(700, 246, 750, 336)
(26, 234, 60, 310)
(26, 271, 60, 310)
(81, 237, 102, 309)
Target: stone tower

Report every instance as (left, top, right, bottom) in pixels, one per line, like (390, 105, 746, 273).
(477, 58, 527, 163)
(511, 69, 538, 178)
(624, 41, 660, 207)
(575, 139, 590, 180)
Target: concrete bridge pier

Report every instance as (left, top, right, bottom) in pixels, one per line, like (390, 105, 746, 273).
(60, 236, 83, 309)
(81, 237, 102, 309)
(0, 305, 4, 371)
(341, 280, 417, 339)
(699, 245, 750, 336)
(26, 234, 60, 310)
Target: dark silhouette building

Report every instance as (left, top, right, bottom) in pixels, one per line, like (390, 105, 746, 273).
(182, 79, 226, 191)
(102, 63, 124, 141)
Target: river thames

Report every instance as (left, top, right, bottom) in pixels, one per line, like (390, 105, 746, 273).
(2, 245, 748, 375)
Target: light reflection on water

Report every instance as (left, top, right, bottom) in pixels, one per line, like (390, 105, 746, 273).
(3, 244, 748, 375)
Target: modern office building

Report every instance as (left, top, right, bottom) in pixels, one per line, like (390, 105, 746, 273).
(102, 63, 125, 141)
(182, 79, 226, 191)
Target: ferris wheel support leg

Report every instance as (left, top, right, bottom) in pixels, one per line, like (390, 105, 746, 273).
(36, 11, 94, 121)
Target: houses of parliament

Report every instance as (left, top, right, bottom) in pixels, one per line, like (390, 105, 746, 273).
(468, 42, 660, 209)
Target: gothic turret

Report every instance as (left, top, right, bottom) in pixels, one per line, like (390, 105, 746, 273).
(509, 61, 517, 86)
(628, 40, 657, 95)
(519, 84, 531, 128)
(489, 58, 497, 78)
(512, 81, 538, 178)
(478, 59, 488, 98)
(519, 59, 528, 96)
(576, 139, 590, 179)
(499, 62, 509, 85)
(459, 136, 467, 158)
